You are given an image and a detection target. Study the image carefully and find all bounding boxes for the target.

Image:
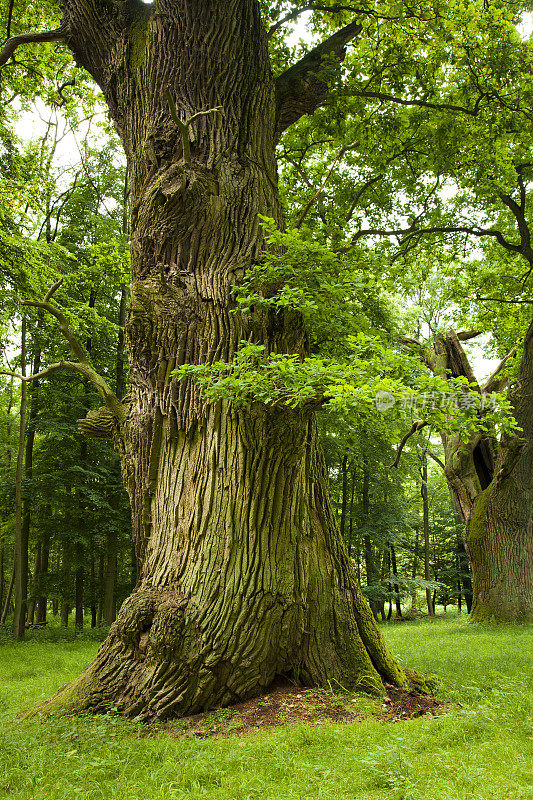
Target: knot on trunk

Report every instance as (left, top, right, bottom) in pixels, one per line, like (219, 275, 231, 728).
(78, 406, 116, 439)
(114, 589, 199, 662)
(113, 590, 157, 648)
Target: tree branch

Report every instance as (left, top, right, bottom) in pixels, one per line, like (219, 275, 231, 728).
(351, 88, 486, 118)
(4, 282, 124, 423)
(295, 139, 358, 228)
(457, 330, 483, 341)
(275, 19, 362, 140)
(268, 5, 364, 38)
(482, 348, 517, 395)
(390, 420, 429, 468)
(346, 223, 523, 255)
(476, 295, 533, 304)
(0, 25, 68, 67)
(426, 450, 445, 472)
(165, 86, 223, 163)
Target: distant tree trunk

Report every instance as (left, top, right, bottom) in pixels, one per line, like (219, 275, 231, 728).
(97, 555, 104, 626)
(0, 569, 14, 625)
(0, 380, 14, 623)
(339, 453, 348, 540)
(362, 461, 381, 619)
(21, 349, 41, 628)
(60, 541, 71, 628)
(36, 531, 49, 625)
(348, 465, 356, 560)
(103, 529, 117, 626)
(420, 450, 435, 617)
(424, 327, 533, 622)
(386, 545, 393, 620)
(13, 318, 28, 639)
(410, 528, 419, 608)
(75, 541, 84, 630)
(0, 545, 4, 616)
(90, 555, 97, 628)
(26, 543, 40, 625)
(390, 542, 402, 618)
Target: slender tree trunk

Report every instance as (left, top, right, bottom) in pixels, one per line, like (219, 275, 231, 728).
(90, 555, 97, 628)
(97, 555, 104, 626)
(13, 318, 28, 639)
(411, 528, 419, 609)
(386, 544, 392, 620)
(36, 532, 49, 625)
(26, 543, 40, 626)
(61, 602, 70, 628)
(21, 349, 41, 628)
(0, 544, 4, 616)
(103, 531, 117, 626)
(420, 450, 435, 617)
(75, 548, 84, 630)
(60, 541, 71, 628)
(348, 465, 356, 560)
(339, 453, 348, 540)
(41, 0, 412, 719)
(0, 568, 14, 625)
(390, 542, 402, 618)
(361, 462, 381, 619)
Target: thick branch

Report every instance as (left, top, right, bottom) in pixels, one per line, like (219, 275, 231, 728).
(457, 330, 482, 341)
(427, 450, 445, 472)
(0, 25, 68, 67)
(275, 19, 362, 139)
(482, 348, 517, 395)
(390, 421, 429, 468)
(268, 5, 362, 38)
(352, 89, 485, 118)
(348, 224, 522, 255)
(78, 406, 115, 439)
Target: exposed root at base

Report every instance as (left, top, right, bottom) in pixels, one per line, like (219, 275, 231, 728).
(147, 678, 443, 739)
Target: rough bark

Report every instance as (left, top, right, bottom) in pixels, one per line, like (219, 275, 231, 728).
(32, 0, 413, 719)
(426, 327, 533, 622)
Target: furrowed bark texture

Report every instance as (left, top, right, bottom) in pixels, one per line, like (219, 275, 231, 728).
(429, 329, 533, 623)
(44, 0, 409, 719)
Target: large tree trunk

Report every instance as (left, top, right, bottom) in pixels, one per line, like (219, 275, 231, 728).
(41, 0, 411, 719)
(430, 328, 533, 623)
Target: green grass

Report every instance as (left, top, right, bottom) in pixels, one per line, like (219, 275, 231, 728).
(0, 615, 532, 799)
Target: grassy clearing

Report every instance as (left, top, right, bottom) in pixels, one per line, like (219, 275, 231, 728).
(0, 615, 532, 800)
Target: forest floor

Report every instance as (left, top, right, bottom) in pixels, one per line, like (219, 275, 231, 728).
(158, 679, 442, 740)
(0, 614, 532, 800)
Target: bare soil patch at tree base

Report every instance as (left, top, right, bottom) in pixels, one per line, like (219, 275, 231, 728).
(161, 680, 443, 740)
